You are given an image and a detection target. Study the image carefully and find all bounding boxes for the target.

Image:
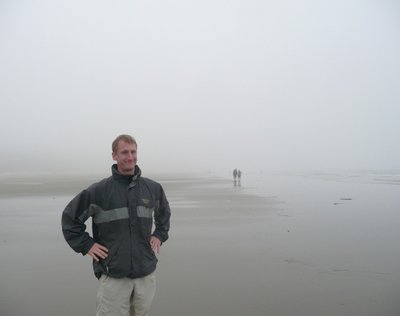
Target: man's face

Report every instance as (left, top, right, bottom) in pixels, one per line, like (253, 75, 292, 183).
(112, 141, 137, 175)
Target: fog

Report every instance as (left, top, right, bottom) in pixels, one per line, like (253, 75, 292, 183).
(1, 0, 399, 175)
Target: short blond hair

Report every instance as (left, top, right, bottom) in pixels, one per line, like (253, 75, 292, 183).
(112, 134, 137, 153)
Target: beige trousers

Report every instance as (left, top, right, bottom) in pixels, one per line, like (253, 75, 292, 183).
(96, 272, 156, 316)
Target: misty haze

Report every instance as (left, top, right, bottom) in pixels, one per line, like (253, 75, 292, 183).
(1, 1, 400, 316)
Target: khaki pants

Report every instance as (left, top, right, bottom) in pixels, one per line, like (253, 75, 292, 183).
(96, 272, 156, 316)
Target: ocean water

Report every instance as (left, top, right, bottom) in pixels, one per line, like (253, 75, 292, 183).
(236, 170, 400, 315)
(239, 170, 400, 274)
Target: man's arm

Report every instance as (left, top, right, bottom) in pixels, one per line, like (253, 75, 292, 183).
(61, 190, 96, 255)
(152, 185, 171, 245)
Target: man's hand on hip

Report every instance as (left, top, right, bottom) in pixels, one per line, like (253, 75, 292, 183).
(87, 243, 108, 261)
(150, 236, 161, 254)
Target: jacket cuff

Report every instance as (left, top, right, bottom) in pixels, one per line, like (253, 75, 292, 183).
(152, 232, 167, 244)
(81, 239, 95, 256)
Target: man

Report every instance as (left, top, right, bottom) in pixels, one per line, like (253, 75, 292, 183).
(62, 134, 171, 316)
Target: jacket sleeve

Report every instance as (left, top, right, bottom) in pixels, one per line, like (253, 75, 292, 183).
(152, 185, 171, 243)
(61, 189, 95, 255)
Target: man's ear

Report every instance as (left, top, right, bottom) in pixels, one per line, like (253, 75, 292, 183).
(112, 152, 117, 161)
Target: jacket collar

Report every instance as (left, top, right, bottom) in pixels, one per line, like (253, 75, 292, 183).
(111, 164, 141, 185)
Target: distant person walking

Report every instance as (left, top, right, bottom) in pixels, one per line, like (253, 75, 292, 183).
(61, 134, 171, 316)
(233, 169, 238, 186)
(237, 170, 242, 186)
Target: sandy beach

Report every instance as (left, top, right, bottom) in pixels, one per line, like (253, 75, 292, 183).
(0, 171, 399, 316)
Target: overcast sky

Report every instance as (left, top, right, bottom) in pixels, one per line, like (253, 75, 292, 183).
(1, 0, 399, 175)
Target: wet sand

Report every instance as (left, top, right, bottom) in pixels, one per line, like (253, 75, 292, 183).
(0, 172, 399, 316)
